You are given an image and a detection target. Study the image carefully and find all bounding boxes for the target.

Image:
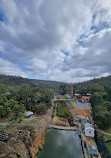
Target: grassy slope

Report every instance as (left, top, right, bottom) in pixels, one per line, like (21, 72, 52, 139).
(106, 142, 111, 151)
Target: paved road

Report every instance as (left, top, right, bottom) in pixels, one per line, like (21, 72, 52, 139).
(53, 99, 72, 102)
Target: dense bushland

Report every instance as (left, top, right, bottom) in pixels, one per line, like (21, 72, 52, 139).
(0, 83, 54, 121)
(91, 87, 111, 129)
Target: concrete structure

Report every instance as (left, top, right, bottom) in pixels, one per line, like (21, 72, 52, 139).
(85, 123, 95, 137)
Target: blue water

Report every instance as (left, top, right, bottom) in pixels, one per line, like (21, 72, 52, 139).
(37, 129, 84, 158)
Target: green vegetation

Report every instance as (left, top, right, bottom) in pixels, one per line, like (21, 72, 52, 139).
(0, 80, 54, 122)
(97, 131, 111, 140)
(59, 75, 111, 95)
(91, 92, 111, 129)
(105, 128, 111, 134)
(70, 100, 75, 103)
(106, 142, 111, 151)
(56, 102, 73, 125)
(62, 95, 67, 99)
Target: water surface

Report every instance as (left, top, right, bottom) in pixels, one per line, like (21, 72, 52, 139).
(37, 129, 84, 158)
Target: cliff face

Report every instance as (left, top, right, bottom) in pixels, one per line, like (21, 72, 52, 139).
(0, 126, 34, 158)
(0, 137, 29, 158)
(0, 126, 45, 158)
(30, 131, 45, 158)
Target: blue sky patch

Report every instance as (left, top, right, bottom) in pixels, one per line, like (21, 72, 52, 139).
(0, 52, 2, 58)
(91, 22, 110, 33)
(0, 9, 4, 22)
(18, 61, 26, 72)
(61, 49, 69, 56)
(77, 39, 85, 48)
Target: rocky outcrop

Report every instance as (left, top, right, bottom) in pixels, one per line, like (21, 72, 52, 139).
(0, 137, 29, 158)
(0, 105, 54, 158)
(0, 128, 34, 146)
(30, 131, 45, 158)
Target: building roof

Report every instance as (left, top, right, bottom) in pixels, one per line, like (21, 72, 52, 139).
(74, 93, 81, 96)
(72, 102, 91, 117)
(26, 111, 33, 117)
(85, 127, 95, 130)
(75, 101, 90, 109)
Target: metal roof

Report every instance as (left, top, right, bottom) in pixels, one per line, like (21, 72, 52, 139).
(26, 111, 33, 117)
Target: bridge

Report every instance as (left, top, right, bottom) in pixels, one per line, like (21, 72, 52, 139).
(48, 124, 79, 131)
(53, 99, 72, 102)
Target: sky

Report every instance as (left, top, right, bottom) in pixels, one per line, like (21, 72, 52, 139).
(0, 0, 111, 83)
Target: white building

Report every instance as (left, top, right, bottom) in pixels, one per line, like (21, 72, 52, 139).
(85, 123, 95, 137)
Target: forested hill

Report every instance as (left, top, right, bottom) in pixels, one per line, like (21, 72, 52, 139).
(0, 74, 64, 88)
(74, 75, 111, 94)
(1, 74, 111, 94)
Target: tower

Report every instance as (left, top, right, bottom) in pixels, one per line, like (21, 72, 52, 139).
(71, 82, 73, 98)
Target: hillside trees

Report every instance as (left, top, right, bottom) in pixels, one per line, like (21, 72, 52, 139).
(12, 103, 25, 121)
(0, 82, 54, 120)
(91, 92, 111, 129)
(35, 103, 47, 114)
(0, 96, 11, 118)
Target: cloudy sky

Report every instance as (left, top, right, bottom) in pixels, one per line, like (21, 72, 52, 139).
(0, 0, 111, 83)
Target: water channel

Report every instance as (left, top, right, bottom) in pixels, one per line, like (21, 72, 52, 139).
(37, 129, 84, 158)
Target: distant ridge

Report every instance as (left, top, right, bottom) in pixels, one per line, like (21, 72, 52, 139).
(0, 74, 65, 87)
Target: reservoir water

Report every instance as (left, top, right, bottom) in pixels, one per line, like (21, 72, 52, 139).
(37, 129, 84, 158)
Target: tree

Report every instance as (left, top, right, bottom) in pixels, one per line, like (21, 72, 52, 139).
(103, 101, 111, 111)
(12, 103, 25, 121)
(104, 86, 111, 102)
(91, 93, 104, 107)
(42, 90, 53, 107)
(35, 103, 47, 114)
(0, 84, 7, 94)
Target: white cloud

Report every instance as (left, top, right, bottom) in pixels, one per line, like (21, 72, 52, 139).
(0, 0, 111, 82)
(0, 58, 28, 78)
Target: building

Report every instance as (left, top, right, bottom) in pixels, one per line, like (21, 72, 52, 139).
(74, 93, 81, 100)
(82, 94, 90, 103)
(74, 93, 91, 103)
(85, 123, 95, 137)
(26, 111, 33, 117)
(86, 145, 98, 157)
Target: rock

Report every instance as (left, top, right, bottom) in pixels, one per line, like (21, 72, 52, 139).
(0, 141, 12, 157)
(0, 137, 30, 158)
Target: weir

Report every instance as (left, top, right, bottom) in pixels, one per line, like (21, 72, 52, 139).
(48, 124, 78, 131)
